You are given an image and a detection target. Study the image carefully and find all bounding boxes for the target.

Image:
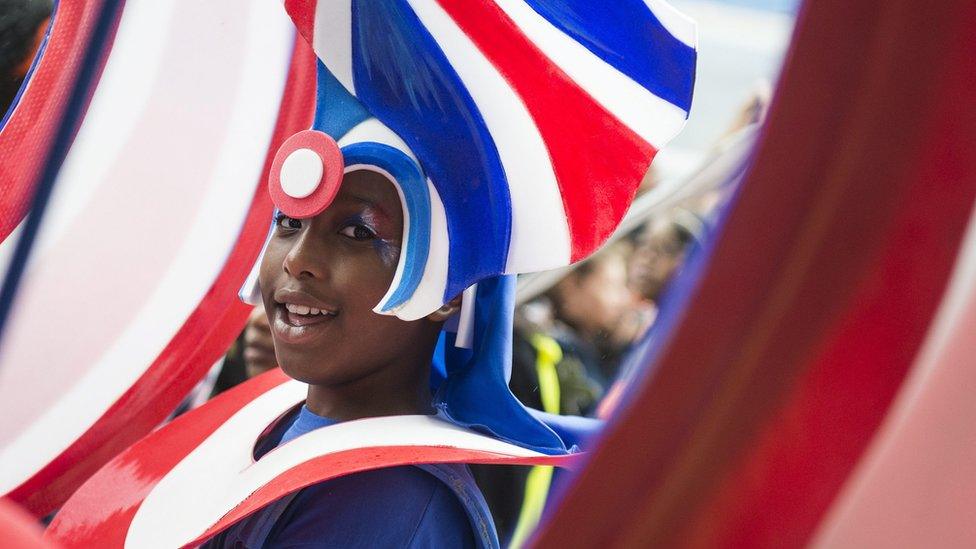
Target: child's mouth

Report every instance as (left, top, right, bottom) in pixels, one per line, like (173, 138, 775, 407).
(280, 303, 337, 327)
(270, 292, 340, 344)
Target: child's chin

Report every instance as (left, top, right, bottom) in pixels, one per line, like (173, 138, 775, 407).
(277, 358, 348, 387)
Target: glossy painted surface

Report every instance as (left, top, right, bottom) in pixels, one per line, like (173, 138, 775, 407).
(532, 0, 976, 546)
(0, 4, 314, 516)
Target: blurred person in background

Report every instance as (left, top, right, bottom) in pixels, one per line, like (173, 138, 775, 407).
(0, 0, 52, 115)
(546, 242, 653, 397)
(207, 304, 278, 398)
(629, 209, 706, 306)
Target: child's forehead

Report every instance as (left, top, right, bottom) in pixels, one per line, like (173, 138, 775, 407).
(333, 170, 401, 217)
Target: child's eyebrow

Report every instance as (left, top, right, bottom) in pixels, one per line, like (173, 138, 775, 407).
(347, 193, 391, 220)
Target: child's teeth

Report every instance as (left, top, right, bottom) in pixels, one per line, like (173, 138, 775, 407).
(285, 304, 311, 315)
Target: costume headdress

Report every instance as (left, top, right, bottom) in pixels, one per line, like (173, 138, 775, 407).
(242, 0, 698, 321)
(236, 0, 700, 455)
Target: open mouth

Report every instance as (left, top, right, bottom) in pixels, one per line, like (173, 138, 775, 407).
(280, 303, 338, 327)
(271, 290, 340, 344)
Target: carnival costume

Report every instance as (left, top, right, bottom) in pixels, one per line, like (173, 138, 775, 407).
(48, 1, 697, 546)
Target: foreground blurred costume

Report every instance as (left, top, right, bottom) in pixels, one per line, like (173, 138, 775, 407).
(49, 1, 696, 546)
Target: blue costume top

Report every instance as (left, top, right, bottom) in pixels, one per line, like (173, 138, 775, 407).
(202, 406, 495, 548)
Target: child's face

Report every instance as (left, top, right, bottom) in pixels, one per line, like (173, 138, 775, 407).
(259, 170, 436, 388)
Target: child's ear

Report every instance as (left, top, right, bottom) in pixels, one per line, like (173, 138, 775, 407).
(427, 294, 462, 322)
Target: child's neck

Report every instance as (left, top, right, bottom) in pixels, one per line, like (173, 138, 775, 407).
(304, 360, 434, 421)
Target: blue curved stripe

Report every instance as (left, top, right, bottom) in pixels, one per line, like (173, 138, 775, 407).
(312, 60, 371, 140)
(342, 142, 430, 312)
(350, 0, 512, 303)
(521, 0, 696, 112)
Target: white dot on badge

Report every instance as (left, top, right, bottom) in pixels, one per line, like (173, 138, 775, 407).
(280, 148, 324, 199)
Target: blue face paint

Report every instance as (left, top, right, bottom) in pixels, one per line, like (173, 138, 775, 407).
(343, 212, 402, 269)
(372, 239, 400, 268)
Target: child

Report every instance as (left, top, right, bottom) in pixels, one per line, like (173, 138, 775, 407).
(210, 0, 697, 545)
(53, 1, 697, 546)
(203, 170, 483, 547)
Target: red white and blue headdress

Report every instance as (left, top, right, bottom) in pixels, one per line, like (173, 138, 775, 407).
(242, 0, 698, 321)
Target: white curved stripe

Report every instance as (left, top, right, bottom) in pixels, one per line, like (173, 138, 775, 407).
(128, 381, 544, 548)
(494, 0, 691, 150)
(408, 0, 571, 274)
(388, 180, 450, 320)
(641, 0, 698, 48)
(0, 222, 23, 284)
(312, 0, 356, 93)
(0, 0, 293, 493)
(337, 118, 419, 163)
(28, 2, 176, 259)
(238, 221, 274, 306)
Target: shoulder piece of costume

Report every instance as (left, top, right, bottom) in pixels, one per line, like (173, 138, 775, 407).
(47, 369, 576, 548)
(50, 1, 696, 546)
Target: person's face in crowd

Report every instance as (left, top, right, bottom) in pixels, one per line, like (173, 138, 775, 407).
(558, 253, 634, 339)
(629, 220, 687, 303)
(259, 170, 444, 418)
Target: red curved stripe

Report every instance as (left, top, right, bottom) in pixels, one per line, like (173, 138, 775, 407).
(283, 0, 316, 47)
(0, 499, 54, 549)
(45, 369, 293, 547)
(436, 0, 655, 261)
(191, 447, 575, 547)
(533, 0, 976, 547)
(8, 39, 318, 518)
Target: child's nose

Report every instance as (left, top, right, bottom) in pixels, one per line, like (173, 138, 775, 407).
(282, 229, 329, 281)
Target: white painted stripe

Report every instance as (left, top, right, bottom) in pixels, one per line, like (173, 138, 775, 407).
(455, 284, 478, 349)
(494, 0, 691, 150)
(641, 0, 698, 48)
(31, 1, 175, 259)
(407, 0, 571, 274)
(337, 118, 419, 163)
(312, 0, 356, 93)
(387, 180, 450, 320)
(0, 0, 294, 493)
(239, 221, 275, 306)
(128, 380, 544, 548)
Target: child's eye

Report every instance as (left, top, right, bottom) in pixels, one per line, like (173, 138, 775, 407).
(340, 224, 376, 241)
(275, 214, 302, 231)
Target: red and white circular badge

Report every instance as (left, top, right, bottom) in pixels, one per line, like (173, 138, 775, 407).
(269, 130, 344, 219)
